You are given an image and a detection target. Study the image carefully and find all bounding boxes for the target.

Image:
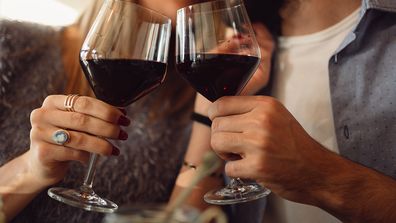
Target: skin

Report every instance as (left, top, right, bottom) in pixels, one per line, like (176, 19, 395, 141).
(0, 0, 192, 221)
(0, 95, 129, 221)
(170, 17, 274, 212)
(0, 0, 271, 220)
(208, 96, 396, 222)
(207, 0, 396, 222)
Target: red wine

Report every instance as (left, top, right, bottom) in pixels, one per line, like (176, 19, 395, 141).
(80, 59, 166, 107)
(176, 54, 260, 102)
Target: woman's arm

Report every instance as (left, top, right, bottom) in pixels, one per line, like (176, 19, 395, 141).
(0, 151, 50, 222)
(0, 95, 129, 221)
(170, 94, 224, 210)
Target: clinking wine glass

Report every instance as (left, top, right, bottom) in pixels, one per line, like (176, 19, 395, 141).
(47, 0, 171, 213)
(175, 0, 271, 205)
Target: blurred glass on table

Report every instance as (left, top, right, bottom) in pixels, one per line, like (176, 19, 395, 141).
(102, 204, 200, 223)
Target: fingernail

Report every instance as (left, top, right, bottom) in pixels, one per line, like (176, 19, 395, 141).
(233, 34, 243, 39)
(112, 146, 120, 156)
(118, 130, 128, 140)
(118, 115, 131, 126)
(119, 108, 127, 115)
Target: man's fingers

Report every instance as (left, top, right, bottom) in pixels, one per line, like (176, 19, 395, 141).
(224, 158, 256, 180)
(209, 96, 276, 119)
(211, 132, 247, 158)
(208, 96, 253, 119)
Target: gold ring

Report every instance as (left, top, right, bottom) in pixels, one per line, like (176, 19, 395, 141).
(64, 94, 79, 112)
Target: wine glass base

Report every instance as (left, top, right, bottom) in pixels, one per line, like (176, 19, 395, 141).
(204, 183, 271, 205)
(48, 187, 118, 213)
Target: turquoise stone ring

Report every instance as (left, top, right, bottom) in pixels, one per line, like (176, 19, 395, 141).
(52, 129, 70, 145)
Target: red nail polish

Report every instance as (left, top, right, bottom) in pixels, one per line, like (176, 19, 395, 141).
(118, 130, 128, 140)
(233, 34, 243, 39)
(112, 146, 120, 156)
(118, 115, 131, 126)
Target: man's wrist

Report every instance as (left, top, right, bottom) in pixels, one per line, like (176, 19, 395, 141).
(308, 154, 363, 216)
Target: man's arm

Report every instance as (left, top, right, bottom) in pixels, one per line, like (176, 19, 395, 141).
(208, 95, 396, 223)
(307, 149, 396, 223)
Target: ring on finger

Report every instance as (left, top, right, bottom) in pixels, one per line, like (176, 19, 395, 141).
(64, 94, 79, 112)
(52, 129, 71, 145)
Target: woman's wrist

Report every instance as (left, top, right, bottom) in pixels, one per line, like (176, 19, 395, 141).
(0, 151, 49, 221)
(22, 150, 57, 191)
(173, 168, 224, 211)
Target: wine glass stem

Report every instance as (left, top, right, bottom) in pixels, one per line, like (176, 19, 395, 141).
(229, 178, 243, 188)
(81, 153, 99, 193)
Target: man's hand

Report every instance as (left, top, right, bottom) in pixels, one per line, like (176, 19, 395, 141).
(207, 96, 331, 202)
(208, 96, 396, 222)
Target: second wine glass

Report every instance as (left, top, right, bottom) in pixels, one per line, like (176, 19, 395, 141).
(175, 0, 271, 205)
(47, 0, 172, 213)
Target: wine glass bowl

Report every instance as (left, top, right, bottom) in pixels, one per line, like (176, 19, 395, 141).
(176, 0, 260, 102)
(48, 0, 171, 213)
(175, 0, 271, 205)
(80, 1, 171, 107)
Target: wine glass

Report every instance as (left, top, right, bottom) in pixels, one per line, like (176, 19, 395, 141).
(175, 0, 271, 205)
(47, 0, 171, 213)
(102, 204, 201, 223)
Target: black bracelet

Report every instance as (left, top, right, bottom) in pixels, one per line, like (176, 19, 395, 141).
(191, 112, 212, 127)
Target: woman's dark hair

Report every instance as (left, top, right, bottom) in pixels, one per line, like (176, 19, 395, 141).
(244, 0, 284, 36)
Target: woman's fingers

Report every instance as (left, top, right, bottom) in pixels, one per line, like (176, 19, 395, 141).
(30, 108, 127, 140)
(240, 23, 274, 95)
(31, 125, 120, 156)
(27, 94, 127, 184)
(252, 23, 274, 48)
(42, 95, 130, 126)
(210, 33, 255, 54)
(31, 141, 91, 165)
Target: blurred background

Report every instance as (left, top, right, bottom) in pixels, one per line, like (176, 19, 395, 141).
(0, 0, 89, 26)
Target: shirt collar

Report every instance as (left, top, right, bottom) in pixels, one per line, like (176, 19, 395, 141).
(364, 0, 396, 13)
(335, 0, 396, 54)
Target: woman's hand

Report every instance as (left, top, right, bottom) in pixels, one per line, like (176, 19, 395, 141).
(211, 23, 274, 96)
(241, 23, 274, 95)
(27, 95, 130, 186)
(195, 23, 274, 115)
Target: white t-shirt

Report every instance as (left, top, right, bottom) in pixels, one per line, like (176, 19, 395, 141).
(264, 8, 360, 223)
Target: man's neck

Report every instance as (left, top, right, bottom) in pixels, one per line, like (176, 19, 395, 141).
(280, 0, 361, 36)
